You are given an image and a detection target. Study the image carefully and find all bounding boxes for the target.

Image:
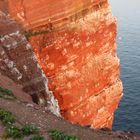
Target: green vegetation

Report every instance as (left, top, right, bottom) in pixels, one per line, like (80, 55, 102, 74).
(5, 125, 23, 139)
(22, 125, 39, 135)
(49, 129, 81, 140)
(0, 108, 22, 139)
(0, 108, 82, 140)
(49, 129, 64, 140)
(0, 108, 15, 126)
(24, 30, 49, 40)
(0, 86, 16, 100)
(30, 135, 45, 140)
(0, 108, 44, 139)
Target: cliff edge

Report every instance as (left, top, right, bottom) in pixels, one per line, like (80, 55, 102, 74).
(0, 74, 140, 140)
(0, 0, 123, 129)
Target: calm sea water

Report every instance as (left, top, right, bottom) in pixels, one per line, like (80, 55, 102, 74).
(109, 0, 140, 133)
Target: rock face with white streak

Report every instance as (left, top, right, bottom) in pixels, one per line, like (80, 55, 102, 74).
(1, 0, 123, 129)
(0, 13, 60, 116)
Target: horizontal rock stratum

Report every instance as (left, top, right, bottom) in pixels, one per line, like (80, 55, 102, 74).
(0, 0, 123, 129)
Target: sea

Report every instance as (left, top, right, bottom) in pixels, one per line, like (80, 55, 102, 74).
(109, 0, 140, 133)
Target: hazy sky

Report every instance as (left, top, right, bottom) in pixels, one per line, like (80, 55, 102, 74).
(109, 0, 140, 16)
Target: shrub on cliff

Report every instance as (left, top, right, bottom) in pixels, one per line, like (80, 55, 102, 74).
(0, 108, 15, 125)
(0, 108, 44, 139)
(0, 86, 16, 100)
(30, 135, 45, 140)
(49, 129, 81, 140)
(22, 125, 39, 135)
(5, 125, 23, 139)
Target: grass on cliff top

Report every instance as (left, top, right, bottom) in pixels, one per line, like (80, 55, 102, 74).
(0, 108, 81, 140)
(0, 86, 16, 100)
(21, 125, 39, 136)
(49, 129, 82, 140)
(30, 135, 44, 140)
(0, 108, 42, 139)
(0, 108, 15, 126)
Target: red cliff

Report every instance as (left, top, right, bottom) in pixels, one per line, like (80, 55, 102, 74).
(0, 0, 123, 129)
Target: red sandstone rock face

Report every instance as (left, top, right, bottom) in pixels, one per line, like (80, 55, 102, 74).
(7, 0, 123, 129)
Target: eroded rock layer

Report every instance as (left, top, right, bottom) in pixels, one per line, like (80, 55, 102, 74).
(4, 0, 123, 128)
(0, 13, 60, 116)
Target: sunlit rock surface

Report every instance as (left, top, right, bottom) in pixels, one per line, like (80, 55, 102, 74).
(2, 0, 123, 129)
